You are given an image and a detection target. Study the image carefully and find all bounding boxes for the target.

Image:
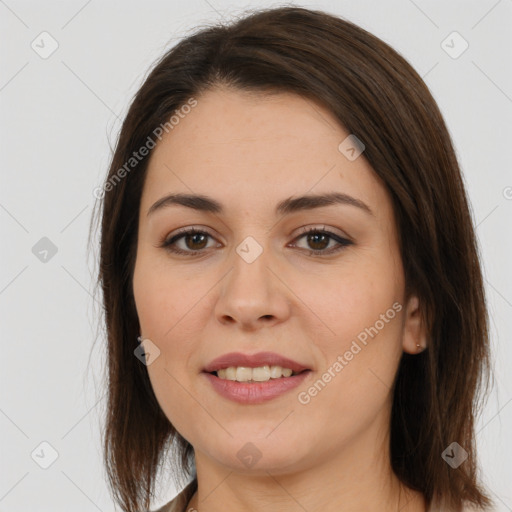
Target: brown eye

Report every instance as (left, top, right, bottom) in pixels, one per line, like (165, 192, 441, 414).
(182, 232, 209, 250)
(160, 228, 217, 255)
(305, 232, 330, 251)
(292, 227, 353, 256)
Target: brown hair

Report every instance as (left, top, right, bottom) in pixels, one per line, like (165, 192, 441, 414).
(90, 6, 493, 512)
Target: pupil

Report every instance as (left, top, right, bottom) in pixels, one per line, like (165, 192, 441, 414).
(309, 233, 328, 250)
(188, 233, 207, 249)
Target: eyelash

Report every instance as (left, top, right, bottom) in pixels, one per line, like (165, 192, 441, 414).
(158, 226, 353, 257)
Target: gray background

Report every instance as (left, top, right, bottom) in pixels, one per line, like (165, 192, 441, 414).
(1, 0, 511, 510)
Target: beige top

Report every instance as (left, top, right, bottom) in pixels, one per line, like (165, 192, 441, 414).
(152, 480, 491, 512)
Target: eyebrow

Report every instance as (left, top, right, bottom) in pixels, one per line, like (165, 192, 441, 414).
(147, 192, 373, 217)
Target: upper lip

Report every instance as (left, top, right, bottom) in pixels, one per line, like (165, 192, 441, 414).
(203, 351, 311, 373)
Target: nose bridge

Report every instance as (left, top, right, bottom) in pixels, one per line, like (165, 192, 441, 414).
(214, 232, 290, 327)
(226, 233, 273, 302)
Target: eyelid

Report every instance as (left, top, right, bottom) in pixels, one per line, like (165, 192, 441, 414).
(158, 225, 220, 248)
(162, 224, 350, 242)
(293, 224, 350, 240)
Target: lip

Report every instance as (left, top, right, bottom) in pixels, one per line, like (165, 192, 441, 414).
(202, 351, 312, 405)
(202, 370, 311, 404)
(203, 351, 311, 374)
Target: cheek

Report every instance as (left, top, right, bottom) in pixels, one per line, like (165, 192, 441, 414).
(293, 284, 403, 447)
(132, 253, 209, 408)
(133, 252, 199, 342)
(296, 252, 403, 353)
(297, 247, 404, 403)
(132, 260, 198, 436)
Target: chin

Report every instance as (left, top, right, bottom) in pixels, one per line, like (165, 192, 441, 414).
(201, 436, 310, 475)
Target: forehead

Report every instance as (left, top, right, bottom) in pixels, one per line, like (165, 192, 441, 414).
(141, 87, 391, 221)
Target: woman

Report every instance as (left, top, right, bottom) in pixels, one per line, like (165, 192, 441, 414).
(92, 6, 494, 512)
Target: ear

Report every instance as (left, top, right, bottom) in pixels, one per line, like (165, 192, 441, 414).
(402, 295, 427, 354)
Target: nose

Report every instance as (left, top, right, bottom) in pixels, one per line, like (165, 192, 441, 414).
(214, 242, 291, 331)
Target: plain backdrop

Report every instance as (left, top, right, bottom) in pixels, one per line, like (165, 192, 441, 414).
(1, 0, 511, 510)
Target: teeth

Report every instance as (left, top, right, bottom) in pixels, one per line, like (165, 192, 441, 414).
(216, 365, 295, 382)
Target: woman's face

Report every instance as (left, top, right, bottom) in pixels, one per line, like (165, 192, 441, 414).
(133, 87, 424, 474)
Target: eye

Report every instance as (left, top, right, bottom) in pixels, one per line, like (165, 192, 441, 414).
(158, 225, 353, 256)
(291, 225, 353, 255)
(158, 227, 219, 256)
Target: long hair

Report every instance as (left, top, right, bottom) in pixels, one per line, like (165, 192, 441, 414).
(90, 6, 493, 511)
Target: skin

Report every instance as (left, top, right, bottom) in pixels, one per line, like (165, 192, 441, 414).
(132, 86, 427, 512)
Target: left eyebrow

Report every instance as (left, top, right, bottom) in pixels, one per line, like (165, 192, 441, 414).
(146, 192, 374, 217)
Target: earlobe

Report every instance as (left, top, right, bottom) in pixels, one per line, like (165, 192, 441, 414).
(402, 295, 428, 354)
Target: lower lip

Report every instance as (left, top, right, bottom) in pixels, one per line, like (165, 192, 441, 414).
(203, 371, 311, 404)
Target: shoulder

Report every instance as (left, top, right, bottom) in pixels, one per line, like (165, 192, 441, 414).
(150, 479, 197, 512)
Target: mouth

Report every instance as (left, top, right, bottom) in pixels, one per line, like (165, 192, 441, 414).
(201, 351, 312, 404)
(203, 351, 311, 375)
